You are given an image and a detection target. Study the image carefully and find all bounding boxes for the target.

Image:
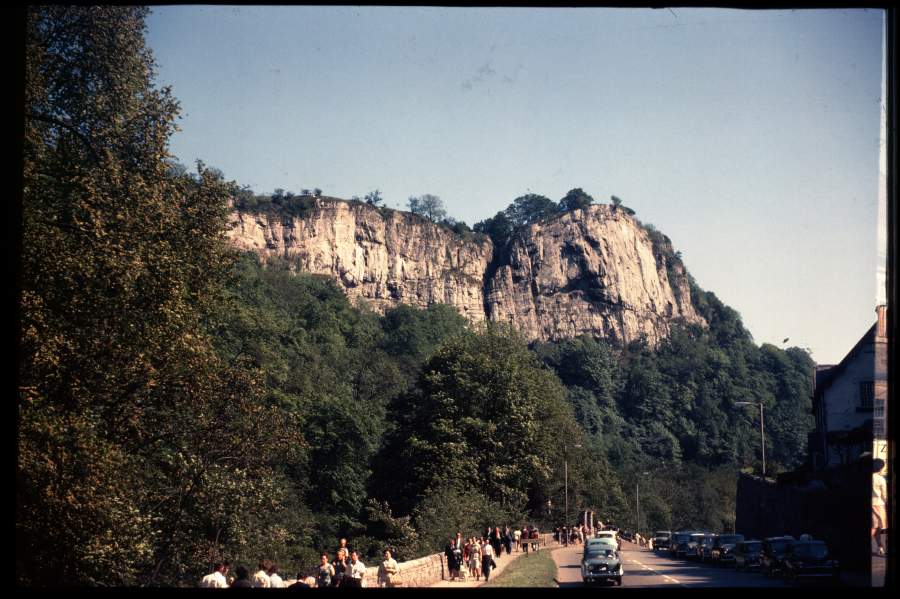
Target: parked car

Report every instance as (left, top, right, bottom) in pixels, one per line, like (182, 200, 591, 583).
(697, 534, 718, 562)
(620, 530, 634, 542)
(710, 534, 744, 566)
(733, 540, 763, 571)
(761, 536, 796, 577)
(669, 532, 693, 558)
(686, 533, 707, 560)
(653, 531, 672, 551)
(582, 543, 624, 586)
(781, 540, 839, 583)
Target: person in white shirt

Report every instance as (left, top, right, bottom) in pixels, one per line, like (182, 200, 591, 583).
(252, 560, 272, 587)
(348, 550, 367, 587)
(267, 562, 284, 588)
(200, 561, 230, 588)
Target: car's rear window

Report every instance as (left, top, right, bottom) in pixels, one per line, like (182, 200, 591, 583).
(768, 540, 790, 552)
(743, 542, 762, 552)
(792, 543, 827, 559)
(719, 535, 744, 544)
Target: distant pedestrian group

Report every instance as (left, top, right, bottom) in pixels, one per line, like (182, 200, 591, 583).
(199, 537, 402, 588)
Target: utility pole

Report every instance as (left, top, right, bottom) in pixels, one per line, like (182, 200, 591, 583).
(736, 401, 766, 478)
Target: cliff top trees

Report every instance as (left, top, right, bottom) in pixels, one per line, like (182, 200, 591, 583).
(407, 194, 446, 222)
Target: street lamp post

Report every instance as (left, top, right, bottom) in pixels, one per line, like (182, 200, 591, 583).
(736, 401, 766, 478)
(564, 443, 582, 526)
(635, 471, 648, 538)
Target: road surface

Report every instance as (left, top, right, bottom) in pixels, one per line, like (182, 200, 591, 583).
(552, 540, 790, 588)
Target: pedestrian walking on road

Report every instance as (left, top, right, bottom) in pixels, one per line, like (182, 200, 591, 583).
(252, 560, 272, 588)
(514, 527, 522, 552)
(468, 537, 482, 581)
(199, 561, 230, 588)
(491, 526, 503, 557)
(231, 566, 253, 588)
(481, 538, 496, 582)
(317, 554, 335, 588)
(503, 526, 513, 555)
(347, 551, 366, 587)
(267, 563, 284, 588)
(332, 548, 349, 587)
(378, 549, 400, 588)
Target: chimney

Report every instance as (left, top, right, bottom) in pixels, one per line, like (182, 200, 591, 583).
(876, 304, 887, 340)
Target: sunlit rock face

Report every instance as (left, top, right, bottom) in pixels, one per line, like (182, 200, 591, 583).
(485, 204, 704, 344)
(227, 199, 492, 323)
(227, 199, 705, 345)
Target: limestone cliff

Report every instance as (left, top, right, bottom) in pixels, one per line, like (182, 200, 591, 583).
(227, 199, 492, 322)
(485, 204, 704, 344)
(227, 198, 705, 345)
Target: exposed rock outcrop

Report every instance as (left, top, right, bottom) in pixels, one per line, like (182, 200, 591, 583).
(226, 198, 706, 345)
(227, 199, 492, 322)
(485, 205, 703, 344)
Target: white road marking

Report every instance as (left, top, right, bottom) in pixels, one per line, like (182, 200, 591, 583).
(629, 556, 682, 585)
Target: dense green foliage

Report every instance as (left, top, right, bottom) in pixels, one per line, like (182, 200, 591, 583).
(532, 286, 814, 533)
(19, 6, 300, 586)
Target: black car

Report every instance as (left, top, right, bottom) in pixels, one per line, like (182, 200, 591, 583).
(669, 532, 693, 558)
(782, 540, 839, 583)
(686, 533, 707, 560)
(620, 530, 634, 543)
(653, 530, 672, 551)
(697, 534, 718, 562)
(760, 536, 795, 577)
(709, 534, 744, 566)
(733, 540, 763, 571)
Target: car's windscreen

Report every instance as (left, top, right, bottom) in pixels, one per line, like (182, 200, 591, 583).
(743, 542, 762, 552)
(702, 537, 717, 545)
(585, 549, 616, 559)
(792, 543, 828, 559)
(655, 532, 670, 538)
(719, 535, 743, 544)
(673, 534, 691, 542)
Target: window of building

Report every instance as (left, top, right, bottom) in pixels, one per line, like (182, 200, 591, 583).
(859, 381, 874, 409)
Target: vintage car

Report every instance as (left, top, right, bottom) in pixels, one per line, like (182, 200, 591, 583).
(781, 540, 839, 583)
(653, 530, 672, 551)
(760, 536, 796, 577)
(669, 531, 693, 558)
(733, 540, 763, 571)
(709, 534, 744, 566)
(593, 530, 619, 549)
(697, 534, 718, 562)
(582, 544, 624, 586)
(686, 533, 707, 560)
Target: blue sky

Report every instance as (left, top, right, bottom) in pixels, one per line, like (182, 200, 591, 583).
(146, 6, 886, 365)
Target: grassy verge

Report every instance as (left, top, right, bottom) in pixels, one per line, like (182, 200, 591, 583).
(482, 548, 559, 588)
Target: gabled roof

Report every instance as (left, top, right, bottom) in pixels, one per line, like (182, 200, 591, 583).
(813, 323, 877, 397)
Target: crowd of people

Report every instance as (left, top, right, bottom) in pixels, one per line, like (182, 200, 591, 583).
(442, 525, 543, 583)
(198, 539, 401, 588)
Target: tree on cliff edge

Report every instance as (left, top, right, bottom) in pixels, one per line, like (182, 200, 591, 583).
(407, 194, 447, 222)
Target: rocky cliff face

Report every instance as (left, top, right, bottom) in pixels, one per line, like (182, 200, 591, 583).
(227, 199, 705, 345)
(227, 199, 492, 322)
(485, 205, 704, 344)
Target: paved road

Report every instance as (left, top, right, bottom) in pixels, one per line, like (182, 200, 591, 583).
(553, 540, 790, 588)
